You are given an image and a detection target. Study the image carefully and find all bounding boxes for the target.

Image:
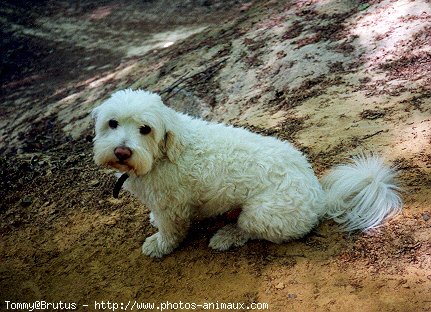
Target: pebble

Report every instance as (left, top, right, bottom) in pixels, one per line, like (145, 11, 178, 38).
(20, 197, 32, 207)
(89, 179, 100, 187)
(104, 218, 118, 225)
(422, 212, 430, 222)
(275, 282, 285, 290)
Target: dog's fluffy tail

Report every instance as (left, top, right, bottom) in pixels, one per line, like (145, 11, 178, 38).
(321, 154, 402, 231)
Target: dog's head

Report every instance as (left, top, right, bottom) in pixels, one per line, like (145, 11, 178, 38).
(92, 89, 184, 176)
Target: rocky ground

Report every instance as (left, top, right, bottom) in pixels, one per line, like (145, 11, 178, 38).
(1, 0, 430, 311)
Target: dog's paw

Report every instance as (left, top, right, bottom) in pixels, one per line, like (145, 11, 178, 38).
(209, 224, 250, 251)
(142, 233, 173, 258)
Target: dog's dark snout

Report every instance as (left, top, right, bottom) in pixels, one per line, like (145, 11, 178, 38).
(114, 146, 132, 161)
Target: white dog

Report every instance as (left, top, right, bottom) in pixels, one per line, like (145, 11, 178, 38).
(92, 89, 402, 257)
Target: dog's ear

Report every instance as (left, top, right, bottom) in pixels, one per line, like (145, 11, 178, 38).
(91, 106, 100, 121)
(164, 130, 184, 163)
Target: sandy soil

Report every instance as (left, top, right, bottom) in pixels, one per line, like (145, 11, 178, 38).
(1, 0, 430, 311)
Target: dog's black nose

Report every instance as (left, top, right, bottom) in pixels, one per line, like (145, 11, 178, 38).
(114, 146, 132, 162)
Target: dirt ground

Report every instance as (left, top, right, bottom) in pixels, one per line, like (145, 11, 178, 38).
(1, 0, 430, 311)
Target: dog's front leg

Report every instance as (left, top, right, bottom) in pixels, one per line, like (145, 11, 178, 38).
(142, 210, 190, 258)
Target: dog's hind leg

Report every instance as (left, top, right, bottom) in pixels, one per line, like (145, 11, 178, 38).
(209, 201, 318, 250)
(238, 200, 319, 244)
(208, 203, 288, 251)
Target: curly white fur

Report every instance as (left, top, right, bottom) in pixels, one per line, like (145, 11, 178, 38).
(92, 89, 402, 257)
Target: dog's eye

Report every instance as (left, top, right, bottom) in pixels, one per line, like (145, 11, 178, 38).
(108, 119, 118, 129)
(140, 125, 151, 135)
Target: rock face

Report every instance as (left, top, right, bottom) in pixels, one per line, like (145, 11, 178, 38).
(0, 1, 430, 311)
